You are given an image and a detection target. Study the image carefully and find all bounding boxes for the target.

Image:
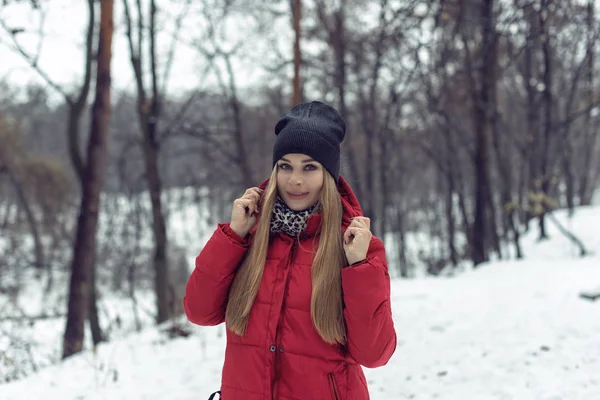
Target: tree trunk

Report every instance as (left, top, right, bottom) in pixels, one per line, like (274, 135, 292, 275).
(445, 168, 459, 267)
(442, 120, 458, 266)
(66, 0, 95, 185)
(145, 0, 170, 324)
(316, 0, 363, 201)
(67, 106, 86, 183)
(358, 94, 378, 235)
(490, 89, 522, 258)
(5, 165, 44, 269)
(142, 132, 170, 323)
(225, 56, 254, 188)
(578, 0, 596, 206)
(523, 1, 540, 230)
(394, 206, 408, 278)
(453, 155, 472, 251)
(291, 0, 302, 106)
(470, 0, 496, 266)
(381, 92, 399, 274)
(63, 0, 113, 359)
(472, 123, 489, 264)
(485, 181, 502, 259)
(124, 0, 172, 325)
(487, 44, 502, 260)
(88, 261, 104, 345)
(62, 0, 100, 354)
(564, 150, 575, 216)
(365, 119, 375, 233)
(537, 0, 553, 240)
(364, 11, 387, 238)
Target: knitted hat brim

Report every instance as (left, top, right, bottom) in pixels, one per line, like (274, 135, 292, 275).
(272, 128, 340, 181)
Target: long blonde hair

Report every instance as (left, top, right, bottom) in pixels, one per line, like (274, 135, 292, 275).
(225, 166, 347, 345)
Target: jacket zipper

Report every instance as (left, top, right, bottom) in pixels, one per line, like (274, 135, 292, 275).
(275, 239, 296, 335)
(328, 373, 340, 400)
(276, 238, 297, 337)
(273, 238, 298, 396)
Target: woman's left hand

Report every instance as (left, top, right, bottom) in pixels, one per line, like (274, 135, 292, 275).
(343, 217, 373, 266)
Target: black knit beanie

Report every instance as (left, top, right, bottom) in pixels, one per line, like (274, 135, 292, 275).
(272, 101, 346, 182)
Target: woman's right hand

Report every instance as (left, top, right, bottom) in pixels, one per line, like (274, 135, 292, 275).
(230, 187, 263, 238)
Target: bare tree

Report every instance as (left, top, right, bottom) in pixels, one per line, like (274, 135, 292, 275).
(466, 0, 497, 265)
(191, 3, 258, 188)
(291, 0, 302, 106)
(578, 0, 598, 205)
(63, 0, 114, 358)
(314, 0, 364, 202)
(535, 0, 554, 240)
(0, 116, 44, 270)
(1, 0, 106, 346)
(122, 0, 192, 323)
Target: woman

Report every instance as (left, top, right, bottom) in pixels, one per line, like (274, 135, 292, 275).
(184, 101, 396, 400)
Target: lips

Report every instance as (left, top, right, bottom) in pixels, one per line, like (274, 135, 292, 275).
(287, 191, 309, 199)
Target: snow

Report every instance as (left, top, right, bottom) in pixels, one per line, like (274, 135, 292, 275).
(1, 205, 600, 399)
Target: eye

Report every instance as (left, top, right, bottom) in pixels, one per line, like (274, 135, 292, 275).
(304, 164, 318, 171)
(278, 163, 291, 170)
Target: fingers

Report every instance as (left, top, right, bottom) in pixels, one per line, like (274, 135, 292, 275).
(343, 227, 354, 243)
(249, 188, 264, 213)
(235, 198, 256, 216)
(344, 226, 369, 244)
(244, 187, 263, 198)
(242, 188, 262, 202)
(234, 198, 251, 214)
(238, 187, 263, 215)
(242, 193, 260, 214)
(350, 217, 370, 230)
(344, 218, 373, 244)
(343, 226, 357, 244)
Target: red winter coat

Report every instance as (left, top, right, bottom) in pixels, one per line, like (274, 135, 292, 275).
(184, 176, 396, 400)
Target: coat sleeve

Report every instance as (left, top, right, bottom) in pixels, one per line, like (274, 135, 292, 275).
(183, 223, 250, 326)
(341, 236, 397, 368)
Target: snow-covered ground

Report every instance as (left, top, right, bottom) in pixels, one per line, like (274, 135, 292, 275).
(1, 205, 600, 399)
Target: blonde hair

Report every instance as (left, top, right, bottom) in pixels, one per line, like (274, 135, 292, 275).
(225, 166, 347, 344)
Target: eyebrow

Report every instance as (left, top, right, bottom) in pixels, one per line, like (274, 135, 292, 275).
(279, 157, 315, 163)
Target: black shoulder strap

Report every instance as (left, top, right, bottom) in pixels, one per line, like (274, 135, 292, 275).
(208, 390, 221, 400)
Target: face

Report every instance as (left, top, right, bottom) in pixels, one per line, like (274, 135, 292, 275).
(276, 153, 324, 211)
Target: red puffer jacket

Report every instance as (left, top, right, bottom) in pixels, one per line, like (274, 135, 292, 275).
(184, 176, 396, 400)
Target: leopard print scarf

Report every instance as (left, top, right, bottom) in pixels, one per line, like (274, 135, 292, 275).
(270, 195, 319, 237)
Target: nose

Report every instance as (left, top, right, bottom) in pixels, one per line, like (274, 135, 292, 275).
(289, 171, 303, 186)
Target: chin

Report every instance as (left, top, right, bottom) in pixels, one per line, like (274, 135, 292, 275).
(286, 202, 308, 211)
(285, 197, 316, 211)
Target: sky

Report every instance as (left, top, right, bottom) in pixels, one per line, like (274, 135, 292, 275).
(0, 0, 284, 102)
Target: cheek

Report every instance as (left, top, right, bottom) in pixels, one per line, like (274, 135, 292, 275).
(311, 171, 324, 192)
(276, 173, 285, 191)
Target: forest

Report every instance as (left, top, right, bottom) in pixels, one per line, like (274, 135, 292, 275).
(0, 0, 598, 368)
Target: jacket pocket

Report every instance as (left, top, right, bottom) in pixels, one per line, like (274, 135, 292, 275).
(328, 373, 340, 400)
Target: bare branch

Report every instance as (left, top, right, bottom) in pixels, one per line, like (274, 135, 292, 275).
(159, 89, 200, 142)
(150, 0, 159, 101)
(74, 0, 95, 109)
(31, 6, 46, 66)
(178, 122, 239, 162)
(68, 0, 96, 181)
(123, 0, 146, 105)
(161, 0, 192, 96)
(0, 18, 71, 102)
